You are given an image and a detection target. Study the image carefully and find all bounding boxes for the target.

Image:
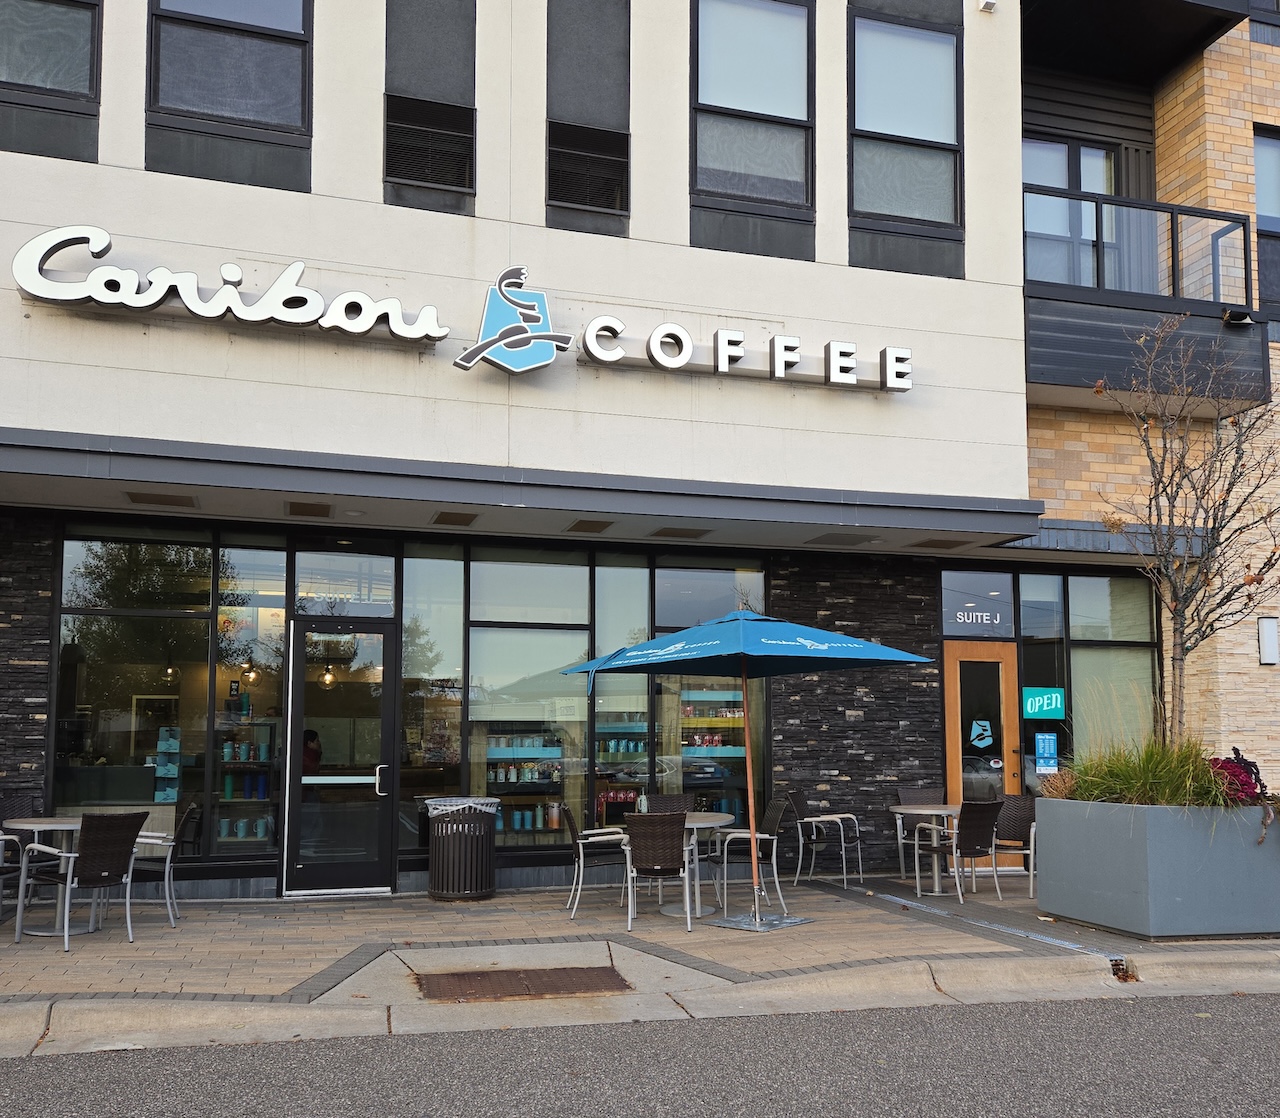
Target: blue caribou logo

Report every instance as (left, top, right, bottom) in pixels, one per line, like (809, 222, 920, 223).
(453, 266, 574, 375)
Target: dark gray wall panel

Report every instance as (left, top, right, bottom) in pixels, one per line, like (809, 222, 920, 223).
(386, 0, 475, 105)
(691, 207, 815, 261)
(853, 0, 961, 24)
(547, 0, 628, 131)
(0, 102, 96, 162)
(849, 228, 963, 279)
(1026, 296, 1269, 400)
(546, 203, 627, 238)
(145, 126, 310, 192)
(1023, 69, 1155, 199)
(385, 180, 474, 215)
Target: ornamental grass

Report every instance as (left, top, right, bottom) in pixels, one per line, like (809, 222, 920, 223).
(1042, 736, 1233, 808)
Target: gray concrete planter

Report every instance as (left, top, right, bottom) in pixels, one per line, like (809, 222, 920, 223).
(1036, 798, 1280, 938)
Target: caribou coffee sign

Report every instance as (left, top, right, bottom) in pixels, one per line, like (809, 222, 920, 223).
(12, 227, 912, 392)
(12, 225, 449, 342)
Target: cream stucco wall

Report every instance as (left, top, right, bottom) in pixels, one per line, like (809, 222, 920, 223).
(0, 0, 1029, 504)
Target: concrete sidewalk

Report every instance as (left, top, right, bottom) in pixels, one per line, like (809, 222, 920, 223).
(3, 873, 1279, 1057)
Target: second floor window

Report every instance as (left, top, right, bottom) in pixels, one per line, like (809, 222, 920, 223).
(850, 15, 958, 226)
(693, 0, 812, 208)
(150, 0, 310, 135)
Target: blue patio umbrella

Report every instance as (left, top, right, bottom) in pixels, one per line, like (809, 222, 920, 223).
(564, 610, 930, 927)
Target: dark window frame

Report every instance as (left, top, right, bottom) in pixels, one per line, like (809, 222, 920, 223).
(145, 0, 313, 141)
(689, 0, 817, 221)
(0, 0, 101, 114)
(847, 6, 963, 237)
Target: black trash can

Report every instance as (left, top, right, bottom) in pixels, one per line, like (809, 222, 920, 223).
(422, 797, 499, 900)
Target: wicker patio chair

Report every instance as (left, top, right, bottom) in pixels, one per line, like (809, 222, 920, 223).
(15, 811, 149, 951)
(913, 799, 1004, 903)
(895, 786, 945, 877)
(623, 812, 693, 932)
(646, 793, 695, 814)
(995, 794, 1038, 898)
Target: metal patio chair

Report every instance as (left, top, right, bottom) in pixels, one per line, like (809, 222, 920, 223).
(786, 790, 864, 889)
(133, 801, 201, 927)
(563, 803, 630, 920)
(707, 795, 789, 916)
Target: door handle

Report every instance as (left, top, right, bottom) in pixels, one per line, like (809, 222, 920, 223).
(375, 765, 390, 797)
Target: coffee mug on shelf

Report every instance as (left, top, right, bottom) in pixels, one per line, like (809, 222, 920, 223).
(254, 817, 268, 839)
(218, 818, 230, 838)
(235, 818, 249, 839)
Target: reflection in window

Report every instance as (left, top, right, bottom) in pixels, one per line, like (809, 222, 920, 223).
(1070, 646, 1158, 754)
(941, 571, 1013, 638)
(62, 540, 212, 612)
(469, 628, 588, 845)
(400, 547, 465, 847)
(1068, 576, 1154, 641)
(294, 551, 395, 617)
(595, 555, 649, 656)
(655, 564, 763, 630)
(54, 615, 209, 832)
(470, 548, 588, 624)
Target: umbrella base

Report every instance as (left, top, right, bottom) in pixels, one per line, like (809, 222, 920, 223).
(705, 913, 813, 933)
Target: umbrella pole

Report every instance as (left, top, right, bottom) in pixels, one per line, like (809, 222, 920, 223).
(740, 657, 763, 925)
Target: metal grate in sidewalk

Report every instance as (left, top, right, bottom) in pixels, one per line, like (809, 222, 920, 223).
(415, 965, 632, 1001)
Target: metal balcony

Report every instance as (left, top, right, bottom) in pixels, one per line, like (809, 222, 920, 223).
(1023, 188, 1269, 406)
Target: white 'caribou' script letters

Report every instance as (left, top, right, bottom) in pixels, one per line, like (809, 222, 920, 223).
(11, 226, 449, 342)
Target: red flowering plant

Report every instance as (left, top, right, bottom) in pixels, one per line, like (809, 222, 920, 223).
(1211, 748, 1278, 841)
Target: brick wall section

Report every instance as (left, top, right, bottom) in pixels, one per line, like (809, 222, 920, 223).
(767, 553, 942, 873)
(1027, 405, 1151, 520)
(0, 511, 55, 802)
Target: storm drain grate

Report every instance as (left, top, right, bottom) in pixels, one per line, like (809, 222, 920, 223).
(416, 966, 632, 1001)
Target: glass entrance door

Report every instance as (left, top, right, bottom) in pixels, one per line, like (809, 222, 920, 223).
(943, 641, 1022, 802)
(282, 621, 396, 894)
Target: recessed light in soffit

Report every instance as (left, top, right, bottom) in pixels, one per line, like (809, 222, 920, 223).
(649, 527, 710, 540)
(432, 511, 478, 527)
(287, 501, 333, 518)
(125, 491, 198, 508)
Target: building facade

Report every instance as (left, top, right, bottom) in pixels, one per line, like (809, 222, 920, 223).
(0, 0, 1263, 896)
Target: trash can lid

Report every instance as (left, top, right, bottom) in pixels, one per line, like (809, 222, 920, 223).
(419, 796, 501, 817)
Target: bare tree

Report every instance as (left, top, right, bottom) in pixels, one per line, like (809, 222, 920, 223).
(1096, 315, 1280, 742)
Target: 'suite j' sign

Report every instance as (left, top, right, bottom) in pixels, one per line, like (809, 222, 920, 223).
(11, 225, 449, 342)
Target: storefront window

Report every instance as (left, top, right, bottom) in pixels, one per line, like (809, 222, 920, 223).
(213, 549, 286, 856)
(1068, 575, 1154, 641)
(1019, 573, 1067, 793)
(54, 614, 209, 834)
(1070, 646, 1158, 755)
(295, 550, 395, 617)
(468, 627, 588, 843)
(400, 544, 464, 848)
(941, 570, 1014, 638)
(655, 560, 763, 629)
(592, 555, 652, 823)
(470, 547, 589, 624)
(62, 538, 213, 611)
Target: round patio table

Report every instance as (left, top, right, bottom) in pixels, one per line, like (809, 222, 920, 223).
(887, 803, 961, 897)
(658, 810, 735, 918)
(3, 816, 89, 937)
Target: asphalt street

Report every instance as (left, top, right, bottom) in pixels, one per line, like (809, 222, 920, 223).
(1, 993, 1275, 1118)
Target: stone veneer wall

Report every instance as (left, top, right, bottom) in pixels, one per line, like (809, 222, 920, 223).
(767, 552, 942, 873)
(0, 510, 55, 803)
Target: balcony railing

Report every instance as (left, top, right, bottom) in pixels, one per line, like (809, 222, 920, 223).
(1024, 188, 1252, 309)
